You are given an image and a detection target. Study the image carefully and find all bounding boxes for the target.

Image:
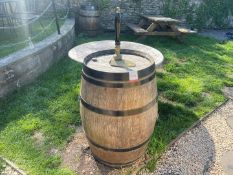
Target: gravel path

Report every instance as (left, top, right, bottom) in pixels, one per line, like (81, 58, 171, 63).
(0, 165, 20, 175)
(199, 29, 233, 41)
(0, 157, 26, 175)
(149, 100, 233, 175)
(61, 127, 145, 175)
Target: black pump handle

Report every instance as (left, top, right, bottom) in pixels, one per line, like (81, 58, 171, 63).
(115, 7, 121, 46)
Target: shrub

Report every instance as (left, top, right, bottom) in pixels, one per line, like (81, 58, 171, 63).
(162, 0, 233, 30)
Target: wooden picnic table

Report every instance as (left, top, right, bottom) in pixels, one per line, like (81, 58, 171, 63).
(127, 15, 196, 36)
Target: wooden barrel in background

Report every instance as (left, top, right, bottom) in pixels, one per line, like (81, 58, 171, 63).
(80, 51, 158, 167)
(78, 4, 101, 36)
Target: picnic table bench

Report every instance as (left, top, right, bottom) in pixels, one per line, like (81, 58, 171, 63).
(127, 15, 196, 36)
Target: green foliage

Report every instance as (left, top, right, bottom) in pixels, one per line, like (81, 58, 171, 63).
(162, 0, 233, 30)
(203, 0, 233, 28)
(162, 0, 190, 17)
(188, 4, 206, 30)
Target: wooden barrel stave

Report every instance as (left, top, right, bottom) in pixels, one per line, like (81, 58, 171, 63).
(81, 104, 157, 148)
(80, 76, 158, 166)
(78, 50, 159, 167)
(68, 41, 164, 167)
(81, 77, 157, 110)
(90, 142, 148, 166)
(78, 9, 101, 36)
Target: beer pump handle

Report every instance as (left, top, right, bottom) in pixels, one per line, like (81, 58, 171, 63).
(114, 7, 122, 61)
(115, 7, 121, 46)
(110, 7, 136, 67)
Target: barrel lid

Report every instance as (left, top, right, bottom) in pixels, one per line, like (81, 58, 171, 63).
(68, 41, 164, 68)
(87, 54, 151, 73)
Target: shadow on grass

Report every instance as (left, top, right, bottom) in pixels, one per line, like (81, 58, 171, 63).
(148, 101, 199, 155)
(0, 58, 82, 174)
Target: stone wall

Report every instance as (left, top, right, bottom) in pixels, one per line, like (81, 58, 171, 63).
(70, 0, 233, 30)
(0, 19, 75, 98)
(100, 0, 163, 30)
(36, 0, 232, 30)
(72, 0, 163, 30)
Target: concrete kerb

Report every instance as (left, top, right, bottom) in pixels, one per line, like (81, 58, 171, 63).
(0, 18, 75, 98)
(0, 156, 27, 175)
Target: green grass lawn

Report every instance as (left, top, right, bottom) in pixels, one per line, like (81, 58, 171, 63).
(0, 33, 232, 174)
(0, 17, 65, 58)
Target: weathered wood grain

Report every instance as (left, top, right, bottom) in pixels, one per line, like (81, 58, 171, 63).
(80, 54, 158, 167)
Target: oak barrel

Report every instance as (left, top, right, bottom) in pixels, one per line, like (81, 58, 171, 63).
(78, 4, 101, 36)
(80, 50, 158, 167)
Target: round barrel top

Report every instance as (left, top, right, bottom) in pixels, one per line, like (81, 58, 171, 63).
(88, 54, 152, 73)
(68, 40, 164, 68)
